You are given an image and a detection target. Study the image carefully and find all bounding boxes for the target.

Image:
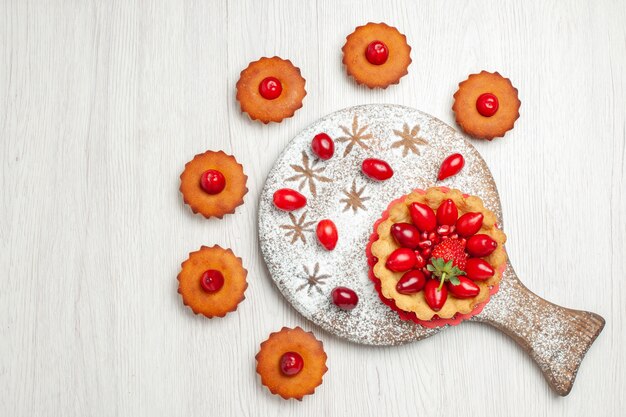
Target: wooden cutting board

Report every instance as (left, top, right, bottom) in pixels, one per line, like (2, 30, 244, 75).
(258, 104, 604, 396)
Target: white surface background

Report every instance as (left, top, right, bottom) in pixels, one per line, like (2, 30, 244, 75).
(1, 0, 625, 416)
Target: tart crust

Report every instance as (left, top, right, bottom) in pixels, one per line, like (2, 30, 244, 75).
(256, 327, 328, 400)
(236, 57, 306, 124)
(342, 22, 411, 89)
(370, 187, 507, 321)
(452, 71, 521, 140)
(177, 245, 247, 318)
(179, 150, 248, 219)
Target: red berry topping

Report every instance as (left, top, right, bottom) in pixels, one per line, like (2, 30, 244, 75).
(466, 234, 498, 257)
(316, 219, 338, 251)
(437, 225, 451, 236)
(396, 270, 427, 294)
(280, 351, 304, 376)
(258, 76, 282, 100)
(365, 40, 389, 65)
(200, 169, 226, 195)
(311, 133, 335, 160)
(431, 238, 467, 270)
(424, 279, 447, 311)
(446, 276, 480, 298)
(362, 158, 394, 181)
(437, 153, 465, 181)
(273, 188, 306, 211)
(465, 258, 495, 281)
(455, 212, 484, 237)
(413, 252, 426, 269)
(200, 269, 225, 293)
(476, 93, 499, 117)
(385, 248, 416, 272)
(417, 240, 432, 251)
(436, 199, 458, 226)
(390, 223, 421, 249)
(331, 286, 359, 310)
(409, 202, 437, 232)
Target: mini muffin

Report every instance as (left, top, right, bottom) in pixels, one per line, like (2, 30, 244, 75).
(342, 22, 411, 89)
(256, 327, 327, 400)
(177, 245, 248, 318)
(179, 150, 248, 219)
(236, 57, 306, 123)
(453, 71, 521, 140)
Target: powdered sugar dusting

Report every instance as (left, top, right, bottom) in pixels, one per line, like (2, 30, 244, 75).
(475, 261, 604, 394)
(259, 104, 504, 345)
(259, 105, 604, 394)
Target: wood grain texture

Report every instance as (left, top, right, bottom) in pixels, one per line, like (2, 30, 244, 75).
(474, 262, 605, 396)
(1, 0, 624, 415)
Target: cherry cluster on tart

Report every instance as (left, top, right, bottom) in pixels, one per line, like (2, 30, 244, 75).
(368, 187, 507, 326)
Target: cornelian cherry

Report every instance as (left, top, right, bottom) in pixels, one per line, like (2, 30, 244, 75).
(436, 199, 458, 226)
(424, 279, 447, 311)
(273, 188, 306, 211)
(476, 93, 499, 117)
(446, 276, 480, 298)
(280, 352, 304, 376)
(362, 158, 394, 181)
(386, 248, 416, 272)
(311, 133, 335, 160)
(258, 76, 282, 100)
(331, 286, 359, 310)
(200, 270, 224, 293)
(437, 153, 465, 181)
(316, 219, 338, 250)
(409, 202, 437, 232)
(390, 223, 421, 249)
(200, 169, 226, 195)
(365, 40, 389, 65)
(466, 234, 498, 257)
(456, 212, 484, 237)
(465, 258, 495, 281)
(396, 270, 427, 294)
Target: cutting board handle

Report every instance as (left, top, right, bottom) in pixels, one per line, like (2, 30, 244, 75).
(474, 262, 605, 396)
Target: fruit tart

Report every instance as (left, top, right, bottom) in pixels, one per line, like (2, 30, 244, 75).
(180, 150, 248, 219)
(342, 22, 411, 89)
(453, 71, 521, 140)
(236, 56, 306, 124)
(178, 245, 248, 318)
(256, 327, 328, 400)
(368, 187, 507, 327)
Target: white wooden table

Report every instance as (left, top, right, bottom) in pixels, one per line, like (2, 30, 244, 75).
(2, 0, 625, 415)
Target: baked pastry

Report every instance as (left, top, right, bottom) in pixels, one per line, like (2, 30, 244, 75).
(180, 150, 247, 219)
(368, 187, 506, 326)
(177, 245, 247, 318)
(452, 71, 521, 140)
(342, 22, 411, 88)
(256, 327, 327, 400)
(236, 57, 306, 123)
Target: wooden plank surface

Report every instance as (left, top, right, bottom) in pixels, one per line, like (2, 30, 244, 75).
(1, 0, 624, 415)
